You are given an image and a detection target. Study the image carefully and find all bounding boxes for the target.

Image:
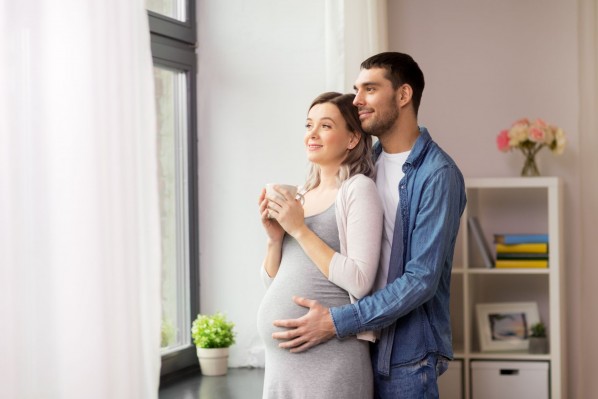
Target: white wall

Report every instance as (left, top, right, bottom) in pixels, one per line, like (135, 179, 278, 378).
(388, 0, 579, 180)
(197, 0, 326, 367)
(197, 2, 591, 397)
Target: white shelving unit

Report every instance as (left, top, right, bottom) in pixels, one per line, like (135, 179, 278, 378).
(448, 177, 565, 398)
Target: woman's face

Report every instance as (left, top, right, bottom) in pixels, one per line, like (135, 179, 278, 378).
(304, 103, 357, 168)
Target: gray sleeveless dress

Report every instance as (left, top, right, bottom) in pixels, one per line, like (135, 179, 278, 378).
(257, 205, 373, 399)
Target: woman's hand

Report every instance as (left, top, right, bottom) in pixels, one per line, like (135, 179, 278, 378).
(259, 188, 285, 242)
(266, 186, 306, 238)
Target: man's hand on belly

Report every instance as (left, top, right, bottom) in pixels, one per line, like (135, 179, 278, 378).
(272, 296, 336, 353)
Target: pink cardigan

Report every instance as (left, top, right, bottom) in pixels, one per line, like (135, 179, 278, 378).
(329, 174, 384, 341)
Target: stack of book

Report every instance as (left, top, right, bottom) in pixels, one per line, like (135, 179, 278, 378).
(494, 233, 549, 268)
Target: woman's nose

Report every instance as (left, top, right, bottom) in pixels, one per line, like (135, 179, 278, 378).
(306, 127, 318, 139)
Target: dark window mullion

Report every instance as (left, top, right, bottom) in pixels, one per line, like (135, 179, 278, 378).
(149, 1, 199, 382)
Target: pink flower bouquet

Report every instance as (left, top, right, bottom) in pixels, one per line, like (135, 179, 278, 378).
(496, 118, 566, 176)
(497, 118, 566, 154)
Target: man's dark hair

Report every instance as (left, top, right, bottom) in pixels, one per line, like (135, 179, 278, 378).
(360, 52, 425, 115)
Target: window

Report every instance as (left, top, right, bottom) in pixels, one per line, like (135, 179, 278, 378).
(148, 1, 198, 379)
(148, 0, 195, 44)
(147, 0, 187, 22)
(155, 65, 191, 354)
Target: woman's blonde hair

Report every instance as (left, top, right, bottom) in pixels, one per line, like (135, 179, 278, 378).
(303, 92, 374, 192)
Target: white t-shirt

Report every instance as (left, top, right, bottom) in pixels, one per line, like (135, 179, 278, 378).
(374, 150, 411, 291)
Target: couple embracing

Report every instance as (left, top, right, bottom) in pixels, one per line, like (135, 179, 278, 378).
(257, 52, 467, 399)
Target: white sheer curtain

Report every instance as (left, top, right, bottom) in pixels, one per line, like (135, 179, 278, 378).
(325, 0, 388, 92)
(0, 1, 161, 398)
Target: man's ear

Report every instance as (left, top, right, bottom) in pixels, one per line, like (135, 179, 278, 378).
(398, 84, 413, 108)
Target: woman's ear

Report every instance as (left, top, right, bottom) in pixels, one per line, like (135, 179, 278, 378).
(347, 132, 360, 150)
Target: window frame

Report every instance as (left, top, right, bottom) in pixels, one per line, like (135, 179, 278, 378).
(149, 1, 200, 381)
(148, 0, 196, 44)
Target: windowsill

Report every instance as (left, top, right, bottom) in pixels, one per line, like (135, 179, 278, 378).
(159, 367, 265, 399)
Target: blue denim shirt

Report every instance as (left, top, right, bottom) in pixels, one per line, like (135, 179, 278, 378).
(330, 127, 466, 376)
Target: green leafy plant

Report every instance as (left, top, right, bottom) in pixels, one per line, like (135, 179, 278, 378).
(191, 312, 236, 348)
(530, 322, 546, 338)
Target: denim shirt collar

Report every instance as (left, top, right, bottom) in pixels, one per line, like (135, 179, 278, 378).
(373, 126, 432, 167)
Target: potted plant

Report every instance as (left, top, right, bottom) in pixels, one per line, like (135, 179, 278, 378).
(528, 322, 548, 354)
(191, 312, 236, 376)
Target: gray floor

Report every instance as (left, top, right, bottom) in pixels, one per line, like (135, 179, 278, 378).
(159, 367, 265, 399)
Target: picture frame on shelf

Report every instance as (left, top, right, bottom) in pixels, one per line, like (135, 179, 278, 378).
(476, 302, 540, 352)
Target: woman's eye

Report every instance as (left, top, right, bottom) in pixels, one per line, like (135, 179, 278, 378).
(305, 123, 312, 129)
(323, 124, 331, 129)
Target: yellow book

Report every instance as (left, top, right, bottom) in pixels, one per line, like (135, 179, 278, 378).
(495, 243, 548, 253)
(495, 259, 548, 268)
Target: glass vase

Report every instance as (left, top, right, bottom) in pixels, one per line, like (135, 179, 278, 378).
(520, 148, 540, 177)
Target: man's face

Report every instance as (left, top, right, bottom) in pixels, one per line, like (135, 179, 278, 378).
(352, 67, 400, 137)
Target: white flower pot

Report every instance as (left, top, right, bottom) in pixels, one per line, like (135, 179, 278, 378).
(196, 347, 229, 376)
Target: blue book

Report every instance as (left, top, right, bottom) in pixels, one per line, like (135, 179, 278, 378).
(494, 233, 549, 244)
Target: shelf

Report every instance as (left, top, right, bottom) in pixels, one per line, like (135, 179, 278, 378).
(468, 352, 551, 361)
(454, 351, 551, 361)
(465, 268, 549, 275)
(465, 176, 560, 189)
(447, 177, 564, 399)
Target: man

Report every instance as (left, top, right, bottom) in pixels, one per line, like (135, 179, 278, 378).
(272, 52, 467, 398)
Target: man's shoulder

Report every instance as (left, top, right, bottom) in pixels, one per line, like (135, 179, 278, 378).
(413, 138, 460, 176)
(424, 140, 460, 169)
(410, 141, 467, 213)
(411, 128, 459, 169)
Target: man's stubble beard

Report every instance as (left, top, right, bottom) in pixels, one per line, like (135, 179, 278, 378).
(362, 93, 399, 138)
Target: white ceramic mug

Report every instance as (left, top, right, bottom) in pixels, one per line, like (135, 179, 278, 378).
(265, 183, 305, 218)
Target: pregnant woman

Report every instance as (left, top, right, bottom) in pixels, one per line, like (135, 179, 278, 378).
(257, 92, 384, 399)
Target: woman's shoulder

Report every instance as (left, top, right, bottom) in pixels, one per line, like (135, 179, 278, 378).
(341, 173, 377, 191)
(338, 174, 379, 206)
(337, 174, 382, 217)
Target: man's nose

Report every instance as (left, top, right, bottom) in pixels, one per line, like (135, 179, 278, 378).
(353, 92, 364, 107)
